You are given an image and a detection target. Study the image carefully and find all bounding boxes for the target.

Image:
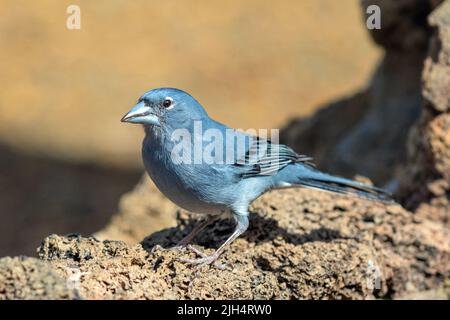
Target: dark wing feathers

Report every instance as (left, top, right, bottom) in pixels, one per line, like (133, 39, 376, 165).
(234, 137, 313, 178)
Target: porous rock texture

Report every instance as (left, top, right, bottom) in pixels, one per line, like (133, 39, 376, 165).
(21, 187, 448, 300)
(1, 1, 450, 300)
(397, 1, 450, 227)
(281, 0, 442, 186)
(0, 256, 78, 300)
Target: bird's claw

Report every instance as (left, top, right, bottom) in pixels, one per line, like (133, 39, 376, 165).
(151, 244, 187, 253)
(152, 245, 226, 270)
(177, 245, 226, 270)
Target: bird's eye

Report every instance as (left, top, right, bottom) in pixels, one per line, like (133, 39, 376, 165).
(163, 98, 173, 108)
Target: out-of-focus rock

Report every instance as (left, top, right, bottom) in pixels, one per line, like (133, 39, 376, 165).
(0, 0, 382, 258)
(361, 0, 437, 50)
(0, 143, 140, 257)
(94, 175, 177, 244)
(0, 1, 378, 169)
(396, 288, 449, 300)
(281, 0, 441, 185)
(98, 0, 448, 242)
(0, 256, 77, 300)
(2, 0, 449, 301)
(397, 1, 450, 226)
(33, 189, 449, 300)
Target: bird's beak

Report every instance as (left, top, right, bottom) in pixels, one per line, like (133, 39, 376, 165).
(121, 101, 160, 125)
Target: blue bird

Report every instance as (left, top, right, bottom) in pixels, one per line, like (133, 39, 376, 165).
(121, 88, 392, 268)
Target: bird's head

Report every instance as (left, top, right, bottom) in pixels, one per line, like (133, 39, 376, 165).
(121, 88, 208, 129)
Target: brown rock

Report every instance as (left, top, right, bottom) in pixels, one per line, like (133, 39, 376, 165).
(361, 0, 437, 51)
(281, 0, 442, 186)
(0, 1, 379, 169)
(3, 0, 450, 301)
(94, 175, 177, 244)
(35, 189, 449, 300)
(0, 256, 77, 300)
(397, 0, 450, 226)
(0, 144, 140, 257)
(281, 0, 450, 226)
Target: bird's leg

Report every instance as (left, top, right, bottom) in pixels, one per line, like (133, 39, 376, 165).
(176, 214, 221, 247)
(179, 213, 249, 269)
(152, 214, 221, 253)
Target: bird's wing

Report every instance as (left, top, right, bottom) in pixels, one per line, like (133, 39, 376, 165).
(202, 119, 313, 178)
(232, 136, 314, 178)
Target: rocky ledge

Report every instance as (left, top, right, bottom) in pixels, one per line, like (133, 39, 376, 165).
(1, 0, 449, 300)
(1, 187, 448, 299)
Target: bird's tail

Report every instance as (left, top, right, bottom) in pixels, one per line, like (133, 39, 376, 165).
(288, 165, 394, 204)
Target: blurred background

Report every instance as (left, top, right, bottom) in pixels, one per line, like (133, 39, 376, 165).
(0, 0, 382, 256)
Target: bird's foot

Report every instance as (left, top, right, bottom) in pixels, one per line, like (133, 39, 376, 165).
(151, 244, 187, 253)
(177, 245, 226, 270)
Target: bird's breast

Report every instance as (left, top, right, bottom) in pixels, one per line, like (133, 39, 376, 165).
(141, 137, 231, 214)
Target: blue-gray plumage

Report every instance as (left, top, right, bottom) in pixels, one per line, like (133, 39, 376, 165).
(121, 88, 392, 268)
